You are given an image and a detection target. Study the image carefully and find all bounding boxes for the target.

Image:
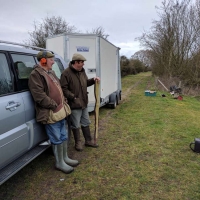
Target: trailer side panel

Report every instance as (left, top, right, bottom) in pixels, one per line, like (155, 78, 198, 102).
(100, 38, 118, 99)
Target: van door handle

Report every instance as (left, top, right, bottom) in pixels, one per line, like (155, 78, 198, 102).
(6, 101, 21, 111)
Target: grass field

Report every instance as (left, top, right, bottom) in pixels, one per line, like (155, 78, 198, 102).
(1, 72, 200, 200)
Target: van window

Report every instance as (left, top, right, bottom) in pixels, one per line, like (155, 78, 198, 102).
(11, 54, 36, 91)
(11, 54, 35, 79)
(11, 54, 64, 91)
(53, 58, 64, 78)
(0, 53, 14, 95)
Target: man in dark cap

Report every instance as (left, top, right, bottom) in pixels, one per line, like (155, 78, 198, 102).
(60, 53, 100, 151)
(28, 51, 79, 174)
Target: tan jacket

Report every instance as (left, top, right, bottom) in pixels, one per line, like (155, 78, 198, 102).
(28, 65, 61, 124)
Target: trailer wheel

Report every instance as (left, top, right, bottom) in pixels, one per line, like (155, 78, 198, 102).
(119, 92, 122, 100)
(116, 95, 119, 105)
(111, 96, 117, 109)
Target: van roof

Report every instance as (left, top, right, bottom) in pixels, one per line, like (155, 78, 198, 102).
(0, 44, 39, 54)
(0, 40, 54, 54)
(0, 40, 67, 69)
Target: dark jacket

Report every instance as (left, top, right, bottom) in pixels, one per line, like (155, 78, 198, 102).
(60, 63, 95, 109)
(28, 65, 60, 124)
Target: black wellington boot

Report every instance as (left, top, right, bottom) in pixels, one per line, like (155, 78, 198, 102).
(81, 126, 99, 148)
(72, 128, 83, 151)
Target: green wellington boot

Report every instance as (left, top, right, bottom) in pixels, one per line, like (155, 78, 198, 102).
(63, 140, 79, 167)
(52, 143, 74, 174)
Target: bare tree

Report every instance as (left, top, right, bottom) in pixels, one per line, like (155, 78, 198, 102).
(131, 50, 152, 67)
(25, 16, 77, 48)
(87, 26, 109, 39)
(137, 0, 200, 85)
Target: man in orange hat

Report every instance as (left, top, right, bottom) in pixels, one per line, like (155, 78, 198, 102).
(29, 51, 79, 174)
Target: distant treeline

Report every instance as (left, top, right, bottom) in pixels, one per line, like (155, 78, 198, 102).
(120, 55, 150, 77)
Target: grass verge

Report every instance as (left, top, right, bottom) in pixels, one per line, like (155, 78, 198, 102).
(1, 72, 200, 200)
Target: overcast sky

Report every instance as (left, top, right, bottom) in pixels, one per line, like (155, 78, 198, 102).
(0, 0, 162, 58)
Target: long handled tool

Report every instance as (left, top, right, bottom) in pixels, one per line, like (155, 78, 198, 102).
(94, 80, 100, 145)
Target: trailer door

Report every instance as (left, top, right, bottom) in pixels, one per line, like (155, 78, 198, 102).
(100, 38, 118, 99)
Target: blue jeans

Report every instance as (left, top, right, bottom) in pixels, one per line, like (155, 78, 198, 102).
(70, 108, 91, 129)
(44, 119, 68, 145)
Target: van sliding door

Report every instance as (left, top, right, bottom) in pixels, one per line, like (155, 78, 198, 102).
(0, 53, 29, 170)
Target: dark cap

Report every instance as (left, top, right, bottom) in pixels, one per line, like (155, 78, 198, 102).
(37, 51, 54, 61)
(72, 53, 86, 61)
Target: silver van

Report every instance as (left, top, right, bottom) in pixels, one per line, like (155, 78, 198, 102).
(0, 41, 67, 185)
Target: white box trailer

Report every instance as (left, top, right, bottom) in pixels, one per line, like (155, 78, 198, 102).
(46, 33, 121, 112)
